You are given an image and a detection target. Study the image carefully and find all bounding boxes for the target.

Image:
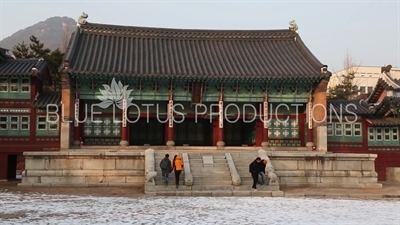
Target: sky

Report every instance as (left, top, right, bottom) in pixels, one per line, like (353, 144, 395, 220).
(0, 0, 399, 72)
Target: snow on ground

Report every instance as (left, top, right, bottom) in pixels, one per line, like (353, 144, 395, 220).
(0, 192, 399, 225)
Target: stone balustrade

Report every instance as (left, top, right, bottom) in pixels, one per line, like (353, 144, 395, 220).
(182, 153, 193, 186)
(225, 153, 241, 186)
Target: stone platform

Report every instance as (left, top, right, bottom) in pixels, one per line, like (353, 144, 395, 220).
(19, 148, 382, 195)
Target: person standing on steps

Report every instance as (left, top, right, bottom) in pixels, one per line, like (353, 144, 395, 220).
(258, 159, 267, 186)
(249, 157, 262, 191)
(172, 155, 184, 189)
(160, 154, 172, 186)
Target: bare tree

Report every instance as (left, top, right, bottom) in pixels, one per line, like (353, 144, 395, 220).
(327, 53, 360, 100)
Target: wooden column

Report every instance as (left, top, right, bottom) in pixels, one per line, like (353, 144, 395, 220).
(166, 95, 175, 146)
(313, 77, 330, 152)
(262, 95, 269, 148)
(120, 98, 128, 146)
(216, 94, 225, 147)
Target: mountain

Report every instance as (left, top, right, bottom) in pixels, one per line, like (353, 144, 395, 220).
(0, 16, 77, 53)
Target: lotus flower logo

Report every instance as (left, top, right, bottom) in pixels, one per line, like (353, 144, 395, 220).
(97, 78, 133, 109)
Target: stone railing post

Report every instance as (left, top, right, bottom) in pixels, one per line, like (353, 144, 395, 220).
(144, 148, 156, 185)
(225, 153, 241, 186)
(182, 153, 193, 186)
(258, 149, 278, 185)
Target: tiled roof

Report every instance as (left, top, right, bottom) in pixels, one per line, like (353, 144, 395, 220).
(64, 22, 330, 80)
(0, 58, 47, 76)
(367, 71, 400, 103)
(32, 92, 61, 108)
(366, 117, 400, 126)
(0, 47, 14, 60)
(374, 97, 400, 116)
(328, 99, 374, 115)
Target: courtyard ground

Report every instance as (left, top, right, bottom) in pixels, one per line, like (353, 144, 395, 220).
(0, 181, 399, 199)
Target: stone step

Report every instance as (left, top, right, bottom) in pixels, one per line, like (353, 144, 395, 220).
(191, 185, 235, 191)
(192, 177, 232, 182)
(191, 173, 231, 178)
(190, 163, 229, 168)
(146, 190, 280, 197)
(190, 166, 230, 174)
(233, 184, 280, 191)
(192, 181, 233, 186)
(146, 185, 192, 192)
(213, 159, 227, 163)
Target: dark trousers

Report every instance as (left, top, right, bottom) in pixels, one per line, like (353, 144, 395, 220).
(175, 170, 182, 185)
(251, 172, 258, 189)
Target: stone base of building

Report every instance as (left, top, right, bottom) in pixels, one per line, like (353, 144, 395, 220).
(20, 148, 381, 190)
(270, 152, 381, 188)
(386, 167, 400, 183)
(18, 151, 145, 187)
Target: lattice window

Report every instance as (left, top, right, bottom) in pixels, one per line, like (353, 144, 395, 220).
(393, 128, 398, 141)
(0, 78, 7, 92)
(327, 123, 333, 136)
(368, 128, 374, 140)
(354, 123, 362, 136)
(48, 116, 58, 130)
(384, 128, 391, 141)
(344, 123, 352, 136)
(21, 78, 30, 92)
(37, 116, 47, 130)
(0, 116, 7, 130)
(10, 78, 19, 92)
(335, 123, 343, 136)
(10, 116, 19, 130)
(376, 128, 382, 141)
(20, 116, 29, 130)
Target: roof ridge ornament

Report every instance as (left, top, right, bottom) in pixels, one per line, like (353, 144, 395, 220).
(77, 12, 88, 27)
(289, 20, 298, 33)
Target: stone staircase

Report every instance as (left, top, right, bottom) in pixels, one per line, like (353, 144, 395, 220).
(189, 152, 233, 191)
(231, 152, 280, 191)
(147, 151, 192, 192)
(145, 150, 283, 196)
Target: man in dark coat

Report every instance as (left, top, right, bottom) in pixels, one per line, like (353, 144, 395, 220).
(160, 154, 172, 186)
(249, 157, 262, 191)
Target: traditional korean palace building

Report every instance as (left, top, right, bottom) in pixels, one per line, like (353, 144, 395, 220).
(328, 66, 400, 180)
(0, 47, 60, 180)
(59, 18, 331, 150)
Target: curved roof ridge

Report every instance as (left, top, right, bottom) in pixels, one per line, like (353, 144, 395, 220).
(78, 22, 297, 40)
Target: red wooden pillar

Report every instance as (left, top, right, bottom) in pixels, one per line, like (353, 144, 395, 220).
(166, 97, 175, 146)
(261, 96, 269, 148)
(216, 95, 225, 147)
(120, 98, 128, 146)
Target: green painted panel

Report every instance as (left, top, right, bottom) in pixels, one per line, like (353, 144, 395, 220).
(83, 117, 121, 137)
(268, 118, 299, 138)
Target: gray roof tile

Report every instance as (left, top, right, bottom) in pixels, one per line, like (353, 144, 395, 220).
(64, 22, 330, 80)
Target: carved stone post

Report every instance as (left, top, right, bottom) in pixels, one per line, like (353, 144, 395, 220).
(166, 94, 175, 146)
(217, 94, 225, 147)
(261, 95, 269, 148)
